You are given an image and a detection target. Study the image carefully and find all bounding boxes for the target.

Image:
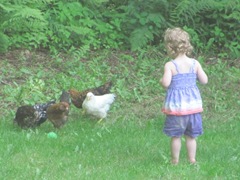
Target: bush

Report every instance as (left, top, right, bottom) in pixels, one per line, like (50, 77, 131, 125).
(0, 32, 9, 53)
(0, 0, 239, 58)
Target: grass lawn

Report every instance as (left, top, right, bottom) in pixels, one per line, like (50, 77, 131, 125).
(0, 49, 239, 179)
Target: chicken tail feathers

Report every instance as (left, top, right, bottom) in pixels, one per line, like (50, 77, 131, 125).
(102, 93, 116, 105)
(95, 81, 113, 95)
(60, 90, 71, 105)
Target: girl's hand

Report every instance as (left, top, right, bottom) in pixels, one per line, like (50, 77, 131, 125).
(159, 78, 163, 84)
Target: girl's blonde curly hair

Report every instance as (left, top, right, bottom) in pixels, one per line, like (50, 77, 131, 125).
(164, 27, 193, 58)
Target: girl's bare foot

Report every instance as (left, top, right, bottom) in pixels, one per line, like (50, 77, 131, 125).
(171, 159, 179, 165)
(189, 159, 196, 164)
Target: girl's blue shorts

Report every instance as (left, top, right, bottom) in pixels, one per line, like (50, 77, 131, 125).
(163, 113, 203, 138)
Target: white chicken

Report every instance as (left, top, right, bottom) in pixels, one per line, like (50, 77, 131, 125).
(82, 92, 116, 122)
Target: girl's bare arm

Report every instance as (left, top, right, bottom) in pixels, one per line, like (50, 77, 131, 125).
(196, 61, 208, 84)
(161, 62, 173, 88)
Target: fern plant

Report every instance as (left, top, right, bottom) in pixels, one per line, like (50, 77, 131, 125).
(0, 1, 48, 49)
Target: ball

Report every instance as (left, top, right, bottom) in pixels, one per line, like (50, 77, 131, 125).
(47, 132, 58, 139)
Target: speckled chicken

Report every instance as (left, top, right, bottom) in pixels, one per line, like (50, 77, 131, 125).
(14, 100, 56, 129)
(69, 81, 112, 109)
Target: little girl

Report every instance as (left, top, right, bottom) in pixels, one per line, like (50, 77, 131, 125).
(160, 27, 208, 165)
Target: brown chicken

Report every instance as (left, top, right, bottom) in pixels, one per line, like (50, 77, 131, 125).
(46, 102, 70, 128)
(46, 90, 71, 128)
(69, 81, 112, 109)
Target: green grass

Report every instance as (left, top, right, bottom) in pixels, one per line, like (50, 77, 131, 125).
(0, 49, 239, 179)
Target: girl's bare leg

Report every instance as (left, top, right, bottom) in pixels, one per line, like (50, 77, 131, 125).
(171, 137, 181, 164)
(185, 135, 197, 164)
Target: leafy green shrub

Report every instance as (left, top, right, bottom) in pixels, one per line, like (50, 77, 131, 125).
(0, 1, 48, 49)
(0, 0, 239, 59)
(169, 0, 240, 58)
(118, 0, 169, 51)
(199, 1, 240, 58)
(0, 32, 9, 53)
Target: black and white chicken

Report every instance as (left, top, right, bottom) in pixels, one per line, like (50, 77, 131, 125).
(14, 100, 56, 129)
